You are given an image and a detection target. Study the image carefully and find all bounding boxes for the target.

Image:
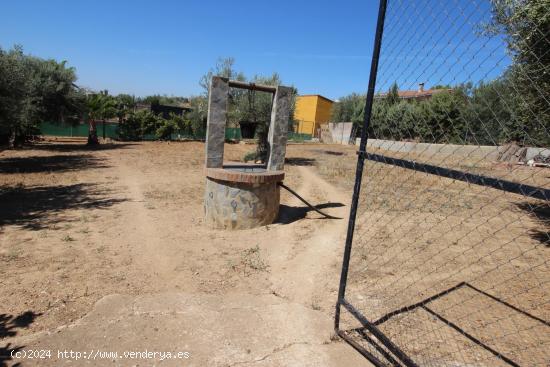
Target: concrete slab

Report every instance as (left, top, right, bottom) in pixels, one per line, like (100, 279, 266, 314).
(4, 293, 372, 366)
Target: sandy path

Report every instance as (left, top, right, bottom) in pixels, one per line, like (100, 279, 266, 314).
(269, 165, 350, 305)
(258, 165, 354, 365)
(1, 141, 370, 366)
(113, 156, 177, 283)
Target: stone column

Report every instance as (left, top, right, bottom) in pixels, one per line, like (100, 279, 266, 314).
(205, 76, 229, 168)
(267, 86, 292, 171)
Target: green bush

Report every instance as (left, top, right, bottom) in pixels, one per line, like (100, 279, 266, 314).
(155, 119, 177, 140)
(243, 151, 257, 162)
(118, 110, 162, 141)
(333, 78, 549, 147)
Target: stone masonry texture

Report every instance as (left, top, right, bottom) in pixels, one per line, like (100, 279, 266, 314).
(205, 76, 229, 168)
(205, 167, 284, 184)
(204, 80, 291, 229)
(204, 177, 280, 230)
(267, 86, 292, 171)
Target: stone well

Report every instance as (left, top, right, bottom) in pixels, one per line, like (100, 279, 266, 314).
(203, 77, 292, 230)
(204, 164, 284, 230)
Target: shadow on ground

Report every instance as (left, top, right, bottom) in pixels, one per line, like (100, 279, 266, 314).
(285, 157, 316, 166)
(0, 154, 108, 174)
(0, 311, 41, 367)
(344, 281, 549, 367)
(28, 141, 136, 152)
(516, 202, 550, 246)
(0, 183, 126, 230)
(316, 150, 346, 156)
(277, 202, 345, 224)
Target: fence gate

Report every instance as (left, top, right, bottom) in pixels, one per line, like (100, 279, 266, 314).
(335, 0, 550, 366)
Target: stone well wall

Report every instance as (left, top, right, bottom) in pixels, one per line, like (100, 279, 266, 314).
(204, 167, 284, 230)
(204, 77, 291, 230)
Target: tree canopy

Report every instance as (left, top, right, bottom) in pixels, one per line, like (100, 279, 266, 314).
(485, 0, 550, 146)
(331, 0, 549, 147)
(331, 77, 549, 146)
(0, 45, 84, 146)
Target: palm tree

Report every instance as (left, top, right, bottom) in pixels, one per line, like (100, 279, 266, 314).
(86, 91, 116, 145)
(115, 94, 136, 123)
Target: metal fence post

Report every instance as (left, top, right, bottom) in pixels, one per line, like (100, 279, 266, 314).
(335, 0, 388, 332)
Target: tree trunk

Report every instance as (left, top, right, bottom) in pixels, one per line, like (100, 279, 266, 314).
(255, 121, 269, 163)
(8, 129, 16, 149)
(7, 128, 25, 148)
(87, 119, 99, 145)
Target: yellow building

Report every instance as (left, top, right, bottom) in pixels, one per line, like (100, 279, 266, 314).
(294, 95, 334, 137)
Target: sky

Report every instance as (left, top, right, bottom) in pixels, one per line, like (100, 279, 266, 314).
(0, 0, 509, 100)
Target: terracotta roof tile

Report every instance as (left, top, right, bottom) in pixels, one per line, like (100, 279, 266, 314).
(376, 88, 452, 99)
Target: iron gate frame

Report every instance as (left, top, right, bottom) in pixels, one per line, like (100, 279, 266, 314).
(333, 0, 549, 365)
(333, 1, 412, 365)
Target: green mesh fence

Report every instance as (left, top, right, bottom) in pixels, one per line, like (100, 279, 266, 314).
(40, 122, 92, 137)
(287, 132, 312, 141)
(39, 123, 309, 141)
(40, 122, 119, 138)
(39, 122, 204, 141)
(225, 127, 241, 140)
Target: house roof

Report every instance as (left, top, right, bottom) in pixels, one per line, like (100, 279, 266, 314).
(298, 94, 334, 103)
(136, 102, 192, 111)
(376, 88, 452, 99)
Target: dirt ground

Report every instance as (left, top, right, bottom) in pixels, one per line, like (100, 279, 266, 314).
(0, 138, 367, 366)
(1, 138, 548, 366)
(324, 147, 550, 366)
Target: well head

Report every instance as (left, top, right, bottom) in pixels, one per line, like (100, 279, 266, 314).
(203, 77, 292, 229)
(204, 164, 285, 230)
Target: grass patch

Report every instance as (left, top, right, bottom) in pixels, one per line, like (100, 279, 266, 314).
(243, 151, 257, 163)
(311, 296, 322, 311)
(6, 247, 22, 261)
(229, 245, 269, 276)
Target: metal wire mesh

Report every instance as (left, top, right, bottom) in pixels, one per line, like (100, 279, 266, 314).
(336, 1, 549, 366)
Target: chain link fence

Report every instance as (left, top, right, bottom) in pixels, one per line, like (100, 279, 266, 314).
(335, 0, 549, 366)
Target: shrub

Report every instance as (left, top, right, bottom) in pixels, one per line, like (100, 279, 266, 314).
(156, 119, 177, 140)
(243, 151, 257, 162)
(118, 110, 162, 141)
